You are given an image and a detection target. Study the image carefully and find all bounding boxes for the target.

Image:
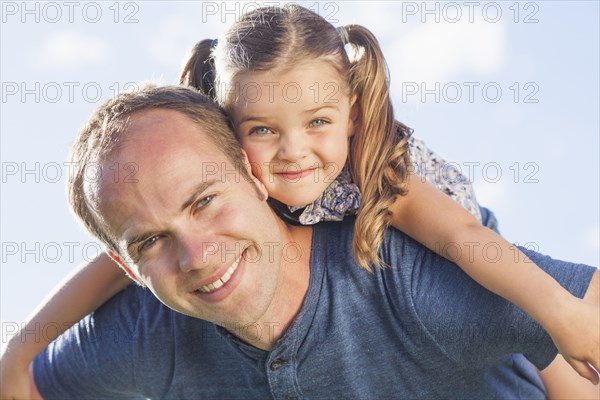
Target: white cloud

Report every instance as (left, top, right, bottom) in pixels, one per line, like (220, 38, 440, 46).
(36, 31, 111, 69)
(388, 19, 506, 87)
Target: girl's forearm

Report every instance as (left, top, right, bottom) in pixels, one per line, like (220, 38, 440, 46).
(446, 224, 573, 327)
(4, 252, 131, 364)
(389, 176, 573, 327)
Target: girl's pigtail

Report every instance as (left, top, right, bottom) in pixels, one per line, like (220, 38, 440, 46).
(345, 25, 412, 272)
(179, 39, 218, 99)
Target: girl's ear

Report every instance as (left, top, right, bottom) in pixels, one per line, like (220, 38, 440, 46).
(348, 94, 359, 137)
(240, 149, 268, 200)
(108, 251, 144, 286)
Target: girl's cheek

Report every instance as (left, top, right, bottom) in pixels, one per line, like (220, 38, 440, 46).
(241, 147, 268, 179)
(249, 162, 267, 185)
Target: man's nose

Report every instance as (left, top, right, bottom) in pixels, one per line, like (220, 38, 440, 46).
(277, 131, 309, 163)
(177, 236, 219, 273)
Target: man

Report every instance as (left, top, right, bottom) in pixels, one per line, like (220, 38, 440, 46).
(31, 85, 598, 399)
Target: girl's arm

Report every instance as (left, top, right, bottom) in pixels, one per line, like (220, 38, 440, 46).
(0, 253, 131, 399)
(389, 173, 600, 384)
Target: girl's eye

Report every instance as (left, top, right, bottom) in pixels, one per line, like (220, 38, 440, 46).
(310, 119, 327, 128)
(250, 127, 273, 136)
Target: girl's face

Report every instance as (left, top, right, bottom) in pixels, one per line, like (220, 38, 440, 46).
(230, 60, 356, 207)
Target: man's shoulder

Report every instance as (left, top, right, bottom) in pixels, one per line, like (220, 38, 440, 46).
(92, 284, 169, 341)
(313, 216, 443, 302)
(99, 283, 159, 317)
(99, 284, 215, 335)
(314, 216, 420, 253)
(312, 216, 433, 276)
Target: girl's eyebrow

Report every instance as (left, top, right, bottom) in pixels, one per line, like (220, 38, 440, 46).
(237, 105, 340, 125)
(303, 105, 340, 114)
(237, 114, 270, 125)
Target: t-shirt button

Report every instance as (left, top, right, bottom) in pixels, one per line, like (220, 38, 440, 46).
(270, 359, 284, 371)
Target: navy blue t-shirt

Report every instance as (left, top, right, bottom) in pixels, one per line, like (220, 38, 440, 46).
(34, 218, 596, 399)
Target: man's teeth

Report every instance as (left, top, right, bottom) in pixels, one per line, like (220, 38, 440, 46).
(197, 255, 242, 293)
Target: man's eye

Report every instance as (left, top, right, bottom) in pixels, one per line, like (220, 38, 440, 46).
(250, 127, 273, 136)
(194, 195, 214, 210)
(310, 119, 327, 127)
(139, 236, 161, 252)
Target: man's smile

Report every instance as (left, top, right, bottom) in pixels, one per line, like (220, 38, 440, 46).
(191, 250, 247, 303)
(196, 252, 243, 293)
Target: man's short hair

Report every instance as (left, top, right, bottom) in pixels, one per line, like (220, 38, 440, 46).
(67, 84, 251, 255)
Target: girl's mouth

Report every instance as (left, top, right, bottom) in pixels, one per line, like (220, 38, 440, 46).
(275, 167, 317, 181)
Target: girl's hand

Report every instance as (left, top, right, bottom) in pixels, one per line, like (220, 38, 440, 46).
(0, 352, 34, 400)
(545, 297, 600, 385)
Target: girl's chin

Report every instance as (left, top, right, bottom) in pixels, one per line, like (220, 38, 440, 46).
(287, 201, 314, 207)
(277, 198, 315, 207)
(270, 190, 321, 208)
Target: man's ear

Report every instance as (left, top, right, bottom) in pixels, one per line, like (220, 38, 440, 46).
(240, 149, 268, 200)
(108, 251, 144, 286)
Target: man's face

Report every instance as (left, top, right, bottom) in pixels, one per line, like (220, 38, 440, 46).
(96, 109, 284, 328)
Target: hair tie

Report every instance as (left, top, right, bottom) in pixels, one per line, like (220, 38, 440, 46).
(337, 26, 349, 45)
(210, 38, 218, 49)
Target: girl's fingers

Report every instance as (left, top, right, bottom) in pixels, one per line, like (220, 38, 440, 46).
(568, 358, 600, 385)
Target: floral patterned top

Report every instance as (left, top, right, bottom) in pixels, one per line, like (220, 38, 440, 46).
(407, 136, 482, 222)
(269, 135, 482, 225)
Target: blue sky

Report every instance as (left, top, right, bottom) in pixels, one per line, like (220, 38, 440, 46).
(1, 1, 598, 347)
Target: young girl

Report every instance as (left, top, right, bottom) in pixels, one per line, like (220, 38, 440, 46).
(183, 8, 598, 390)
(2, 4, 598, 398)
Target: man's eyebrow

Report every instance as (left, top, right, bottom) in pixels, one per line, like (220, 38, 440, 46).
(125, 231, 156, 252)
(179, 180, 217, 212)
(124, 180, 217, 250)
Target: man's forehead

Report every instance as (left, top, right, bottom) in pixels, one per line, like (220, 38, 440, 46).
(127, 109, 199, 137)
(120, 110, 227, 170)
(121, 109, 222, 159)
(92, 109, 230, 241)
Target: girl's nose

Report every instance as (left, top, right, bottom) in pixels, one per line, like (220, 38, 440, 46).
(276, 131, 309, 163)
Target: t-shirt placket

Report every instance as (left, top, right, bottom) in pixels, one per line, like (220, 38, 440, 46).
(266, 343, 302, 400)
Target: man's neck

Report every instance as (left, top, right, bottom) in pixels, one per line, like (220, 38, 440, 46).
(236, 214, 313, 351)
